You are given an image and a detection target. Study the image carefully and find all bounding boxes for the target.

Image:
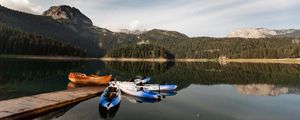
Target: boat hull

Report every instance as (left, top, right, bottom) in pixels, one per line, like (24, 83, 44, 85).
(137, 84, 177, 91)
(118, 82, 160, 99)
(68, 73, 112, 85)
(99, 86, 122, 110)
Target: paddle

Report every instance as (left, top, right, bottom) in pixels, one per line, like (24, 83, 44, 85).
(158, 84, 160, 95)
(158, 84, 166, 99)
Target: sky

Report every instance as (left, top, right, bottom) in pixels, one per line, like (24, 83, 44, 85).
(0, 0, 300, 37)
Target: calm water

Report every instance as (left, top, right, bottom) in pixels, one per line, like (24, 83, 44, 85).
(1, 58, 300, 120)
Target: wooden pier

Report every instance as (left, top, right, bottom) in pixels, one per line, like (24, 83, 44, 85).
(0, 86, 105, 120)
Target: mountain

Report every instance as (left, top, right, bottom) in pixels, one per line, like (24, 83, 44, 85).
(42, 5, 93, 26)
(1, 5, 300, 59)
(227, 28, 300, 38)
(140, 29, 188, 40)
(0, 22, 86, 56)
(0, 5, 187, 57)
(0, 5, 104, 57)
(234, 84, 289, 96)
(119, 29, 146, 34)
(96, 28, 190, 51)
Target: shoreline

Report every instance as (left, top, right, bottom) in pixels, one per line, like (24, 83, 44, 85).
(0, 54, 99, 61)
(99, 57, 217, 62)
(100, 57, 300, 64)
(224, 58, 300, 64)
(1, 54, 300, 64)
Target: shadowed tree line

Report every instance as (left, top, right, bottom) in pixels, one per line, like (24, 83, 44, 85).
(106, 44, 175, 59)
(172, 37, 300, 58)
(0, 59, 85, 100)
(153, 62, 300, 89)
(0, 23, 86, 56)
(106, 36, 300, 59)
(0, 5, 104, 57)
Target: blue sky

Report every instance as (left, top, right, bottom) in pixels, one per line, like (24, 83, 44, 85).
(1, 0, 300, 37)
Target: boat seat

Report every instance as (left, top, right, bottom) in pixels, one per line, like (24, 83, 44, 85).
(137, 82, 144, 86)
(106, 92, 117, 100)
(138, 87, 144, 91)
(108, 87, 117, 92)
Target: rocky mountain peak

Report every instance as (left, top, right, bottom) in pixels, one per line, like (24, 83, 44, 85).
(42, 5, 93, 25)
(227, 28, 276, 38)
(234, 84, 289, 96)
(227, 28, 299, 38)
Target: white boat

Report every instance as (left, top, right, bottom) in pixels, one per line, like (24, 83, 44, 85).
(136, 84, 177, 91)
(118, 81, 177, 91)
(116, 81, 160, 99)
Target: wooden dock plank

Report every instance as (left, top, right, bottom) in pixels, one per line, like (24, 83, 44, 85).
(0, 86, 105, 120)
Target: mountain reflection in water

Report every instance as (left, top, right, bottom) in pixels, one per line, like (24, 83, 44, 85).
(2, 59, 300, 99)
(1, 58, 300, 120)
(234, 84, 300, 96)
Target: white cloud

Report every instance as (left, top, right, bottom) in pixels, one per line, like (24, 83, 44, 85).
(0, 0, 42, 14)
(129, 20, 144, 30)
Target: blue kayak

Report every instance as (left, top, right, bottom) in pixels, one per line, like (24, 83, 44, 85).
(99, 85, 121, 110)
(129, 76, 151, 84)
(154, 91, 177, 96)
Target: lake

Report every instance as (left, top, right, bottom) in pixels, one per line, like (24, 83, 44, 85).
(1, 58, 300, 120)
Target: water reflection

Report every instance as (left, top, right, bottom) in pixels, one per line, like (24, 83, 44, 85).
(25, 60, 300, 120)
(104, 61, 175, 79)
(122, 91, 176, 104)
(1, 59, 300, 100)
(38, 84, 300, 120)
(35, 103, 77, 120)
(154, 91, 177, 97)
(1, 58, 300, 99)
(234, 84, 300, 96)
(0, 58, 109, 100)
(0, 59, 83, 100)
(122, 94, 161, 104)
(98, 103, 120, 119)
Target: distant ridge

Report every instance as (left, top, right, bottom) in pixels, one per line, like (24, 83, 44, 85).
(228, 28, 300, 38)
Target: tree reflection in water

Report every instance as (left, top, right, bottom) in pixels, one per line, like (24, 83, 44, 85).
(98, 103, 120, 119)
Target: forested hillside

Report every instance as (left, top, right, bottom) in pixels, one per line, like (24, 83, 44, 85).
(106, 44, 175, 59)
(0, 5, 104, 57)
(0, 23, 86, 56)
(106, 36, 300, 59)
(1, 5, 300, 59)
(173, 37, 300, 58)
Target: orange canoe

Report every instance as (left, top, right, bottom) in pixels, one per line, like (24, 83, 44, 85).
(68, 72, 112, 85)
